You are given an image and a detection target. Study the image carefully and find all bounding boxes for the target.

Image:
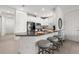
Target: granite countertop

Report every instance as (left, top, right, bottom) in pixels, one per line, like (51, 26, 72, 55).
(15, 30, 58, 37)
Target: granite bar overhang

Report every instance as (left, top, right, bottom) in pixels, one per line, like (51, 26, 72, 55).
(15, 30, 58, 37)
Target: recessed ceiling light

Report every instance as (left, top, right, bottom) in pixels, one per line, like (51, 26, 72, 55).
(42, 8, 45, 11)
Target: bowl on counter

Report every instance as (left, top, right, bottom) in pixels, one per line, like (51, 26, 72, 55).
(35, 31, 45, 35)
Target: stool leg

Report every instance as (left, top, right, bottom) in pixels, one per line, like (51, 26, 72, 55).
(50, 49, 54, 54)
(42, 49, 44, 54)
(59, 38, 63, 46)
(54, 44, 60, 51)
(52, 49, 54, 54)
(61, 40, 63, 46)
(38, 48, 40, 54)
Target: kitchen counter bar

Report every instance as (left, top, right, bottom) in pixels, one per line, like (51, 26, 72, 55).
(16, 31, 58, 54)
(15, 31, 58, 37)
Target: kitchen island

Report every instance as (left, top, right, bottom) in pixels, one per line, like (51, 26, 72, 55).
(15, 31, 58, 54)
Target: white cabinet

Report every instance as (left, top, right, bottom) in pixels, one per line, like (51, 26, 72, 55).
(15, 10, 27, 33)
(17, 32, 58, 54)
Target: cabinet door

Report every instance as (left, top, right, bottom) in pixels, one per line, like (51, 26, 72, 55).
(18, 37, 37, 54)
(15, 10, 27, 33)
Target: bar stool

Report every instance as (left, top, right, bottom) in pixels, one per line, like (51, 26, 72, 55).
(47, 37, 60, 51)
(53, 30, 63, 46)
(37, 40, 54, 54)
(53, 35, 63, 46)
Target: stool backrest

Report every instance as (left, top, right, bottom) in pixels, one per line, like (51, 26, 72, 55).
(58, 30, 63, 38)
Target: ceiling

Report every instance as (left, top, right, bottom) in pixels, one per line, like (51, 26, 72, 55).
(59, 5, 79, 14)
(8, 5, 56, 17)
(1, 5, 79, 16)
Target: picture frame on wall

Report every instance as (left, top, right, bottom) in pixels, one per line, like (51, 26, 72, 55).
(58, 18, 62, 29)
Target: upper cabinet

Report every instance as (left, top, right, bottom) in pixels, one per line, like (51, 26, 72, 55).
(15, 10, 27, 33)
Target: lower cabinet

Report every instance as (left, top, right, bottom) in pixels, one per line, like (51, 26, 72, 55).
(18, 32, 58, 54)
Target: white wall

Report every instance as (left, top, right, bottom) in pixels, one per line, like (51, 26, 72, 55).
(53, 6, 65, 40)
(0, 16, 2, 34)
(64, 10, 79, 41)
(0, 7, 16, 35)
(55, 6, 64, 30)
(3, 13, 15, 34)
(15, 10, 27, 33)
(0, 6, 28, 35)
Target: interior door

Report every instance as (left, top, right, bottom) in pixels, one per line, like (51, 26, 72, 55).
(65, 10, 79, 42)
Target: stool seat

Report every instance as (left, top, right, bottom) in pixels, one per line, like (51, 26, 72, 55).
(47, 37, 59, 42)
(53, 35, 62, 39)
(52, 38, 59, 42)
(37, 40, 54, 54)
(38, 40, 51, 48)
